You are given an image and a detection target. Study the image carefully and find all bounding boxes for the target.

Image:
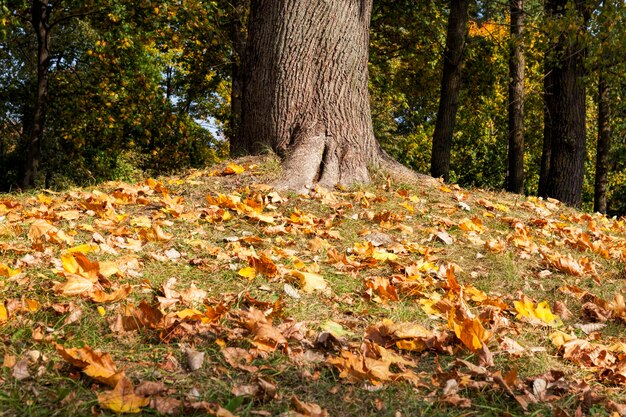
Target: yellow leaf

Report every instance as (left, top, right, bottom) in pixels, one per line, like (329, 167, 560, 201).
(97, 377, 149, 413)
(222, 163, 245, 175)
(0, 263, 20, 277)
(97, 306, 106, 316)
(238, 266, 257, 280)
(175, 308, 204, 319)
(61, 253, 80, 274)
(371, 249, 398, 261)
(0, 302, 7, 323)
(67, 244, 99, 254)
(514, 295, 562, 327)
(290, 270, 328, 293)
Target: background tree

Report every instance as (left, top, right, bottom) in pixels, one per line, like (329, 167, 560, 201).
(507, 0, 525, 193)
(430, 0, 472, 181)
(539, 0, 592, 207)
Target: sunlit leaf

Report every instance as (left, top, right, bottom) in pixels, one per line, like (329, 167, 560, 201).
(97, 377, 149, 413)
(514, 295, 562, 327)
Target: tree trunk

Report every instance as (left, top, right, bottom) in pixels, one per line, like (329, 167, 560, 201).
(228, 0, 248, 145)
(236, 0, 413, 192)
(506, 0, 525, 194)
(542, 0, 589, 207)
(538, 69, 552, 197)
(21, 0, 51, 189)
(594, 75, 610, 213)
(430, 0, 471, 181)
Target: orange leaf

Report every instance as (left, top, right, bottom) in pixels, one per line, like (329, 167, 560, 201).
(448, 307, 491, 352)
(54, 343, 125, 387)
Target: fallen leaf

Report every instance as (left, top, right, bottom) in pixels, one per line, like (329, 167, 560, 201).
(97, 377, 149, 413)
(54, 343, 125, 387)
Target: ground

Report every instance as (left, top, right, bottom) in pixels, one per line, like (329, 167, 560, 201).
(0, 155, 625, 416)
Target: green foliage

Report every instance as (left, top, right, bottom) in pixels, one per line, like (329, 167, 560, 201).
(0, 0, 229, 190)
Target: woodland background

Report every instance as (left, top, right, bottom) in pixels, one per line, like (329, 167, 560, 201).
(2, 1, 626, 213)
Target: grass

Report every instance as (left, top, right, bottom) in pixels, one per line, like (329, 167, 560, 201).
(0, 155, 625, 416)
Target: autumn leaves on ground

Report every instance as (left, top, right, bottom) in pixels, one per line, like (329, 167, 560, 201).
(1, 156, 625, 417)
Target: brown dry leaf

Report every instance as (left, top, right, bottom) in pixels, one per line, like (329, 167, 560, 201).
(97, 377, 150, 414)
(291, 395, 329, 417)
(54, 343, 125, 387)
(249, 254, 278, 277)
(252, 322, 288, 352)
(12, 358, 30, 381)
(88, 284, 132, 303)
(120, 302, 164, 331)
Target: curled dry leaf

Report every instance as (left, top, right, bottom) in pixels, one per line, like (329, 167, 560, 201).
(291, 395, 329, 417)
(185, 347, 205, 372)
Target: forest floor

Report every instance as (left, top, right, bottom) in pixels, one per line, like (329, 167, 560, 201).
(1, 155, 625, 417)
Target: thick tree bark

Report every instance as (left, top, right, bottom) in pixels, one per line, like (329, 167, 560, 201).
(430, 0, 471, 181)
(236, 0, 415, 192)
(594, 75, 610, 213)
(228, 0, 248, 145)
(542, 0, 589, 207)
(21, 0, 51, 189)
(506, 0, 525, 194)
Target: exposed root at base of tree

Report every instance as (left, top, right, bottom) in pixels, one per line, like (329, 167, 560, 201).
(273, 140, 437, 193)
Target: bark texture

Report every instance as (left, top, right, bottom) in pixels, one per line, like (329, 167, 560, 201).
(506, 0, 525, 194)
(594, 75, 610, 213)
(21, 0, 51, 189)
(228, 0, 248, 144)
(236, 0, 414, 192)
(541, 0, 589, 207)
(538, 70, 552, 198)
(430, 0, 471, 181)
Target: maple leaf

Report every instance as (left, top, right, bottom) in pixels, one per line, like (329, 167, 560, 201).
(54, 343, 125, 387)
(514, 295, 562, 327)
(364, 277, 398, 302)
(289, 270, 329, 294)
(0, 263, 21, 277)
(458, 217, 484, 233)
(97, 377, 149, 413)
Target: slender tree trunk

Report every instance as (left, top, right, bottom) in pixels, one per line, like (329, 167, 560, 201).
(542, 0, 589, 207)
(506, 0, 525, 194)
(594, 75, 610, 213)
(538, 69, 552, 197)
(228, 0, 248, 146)
(236, 0, 415, 192)
(21, 0, 51, 189)
(430, 0, 471, 181)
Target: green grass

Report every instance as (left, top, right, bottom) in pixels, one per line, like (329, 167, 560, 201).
(0, 155, 625, 416)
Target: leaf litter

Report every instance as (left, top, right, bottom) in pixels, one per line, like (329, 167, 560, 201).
(0, 156, 626, 415)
